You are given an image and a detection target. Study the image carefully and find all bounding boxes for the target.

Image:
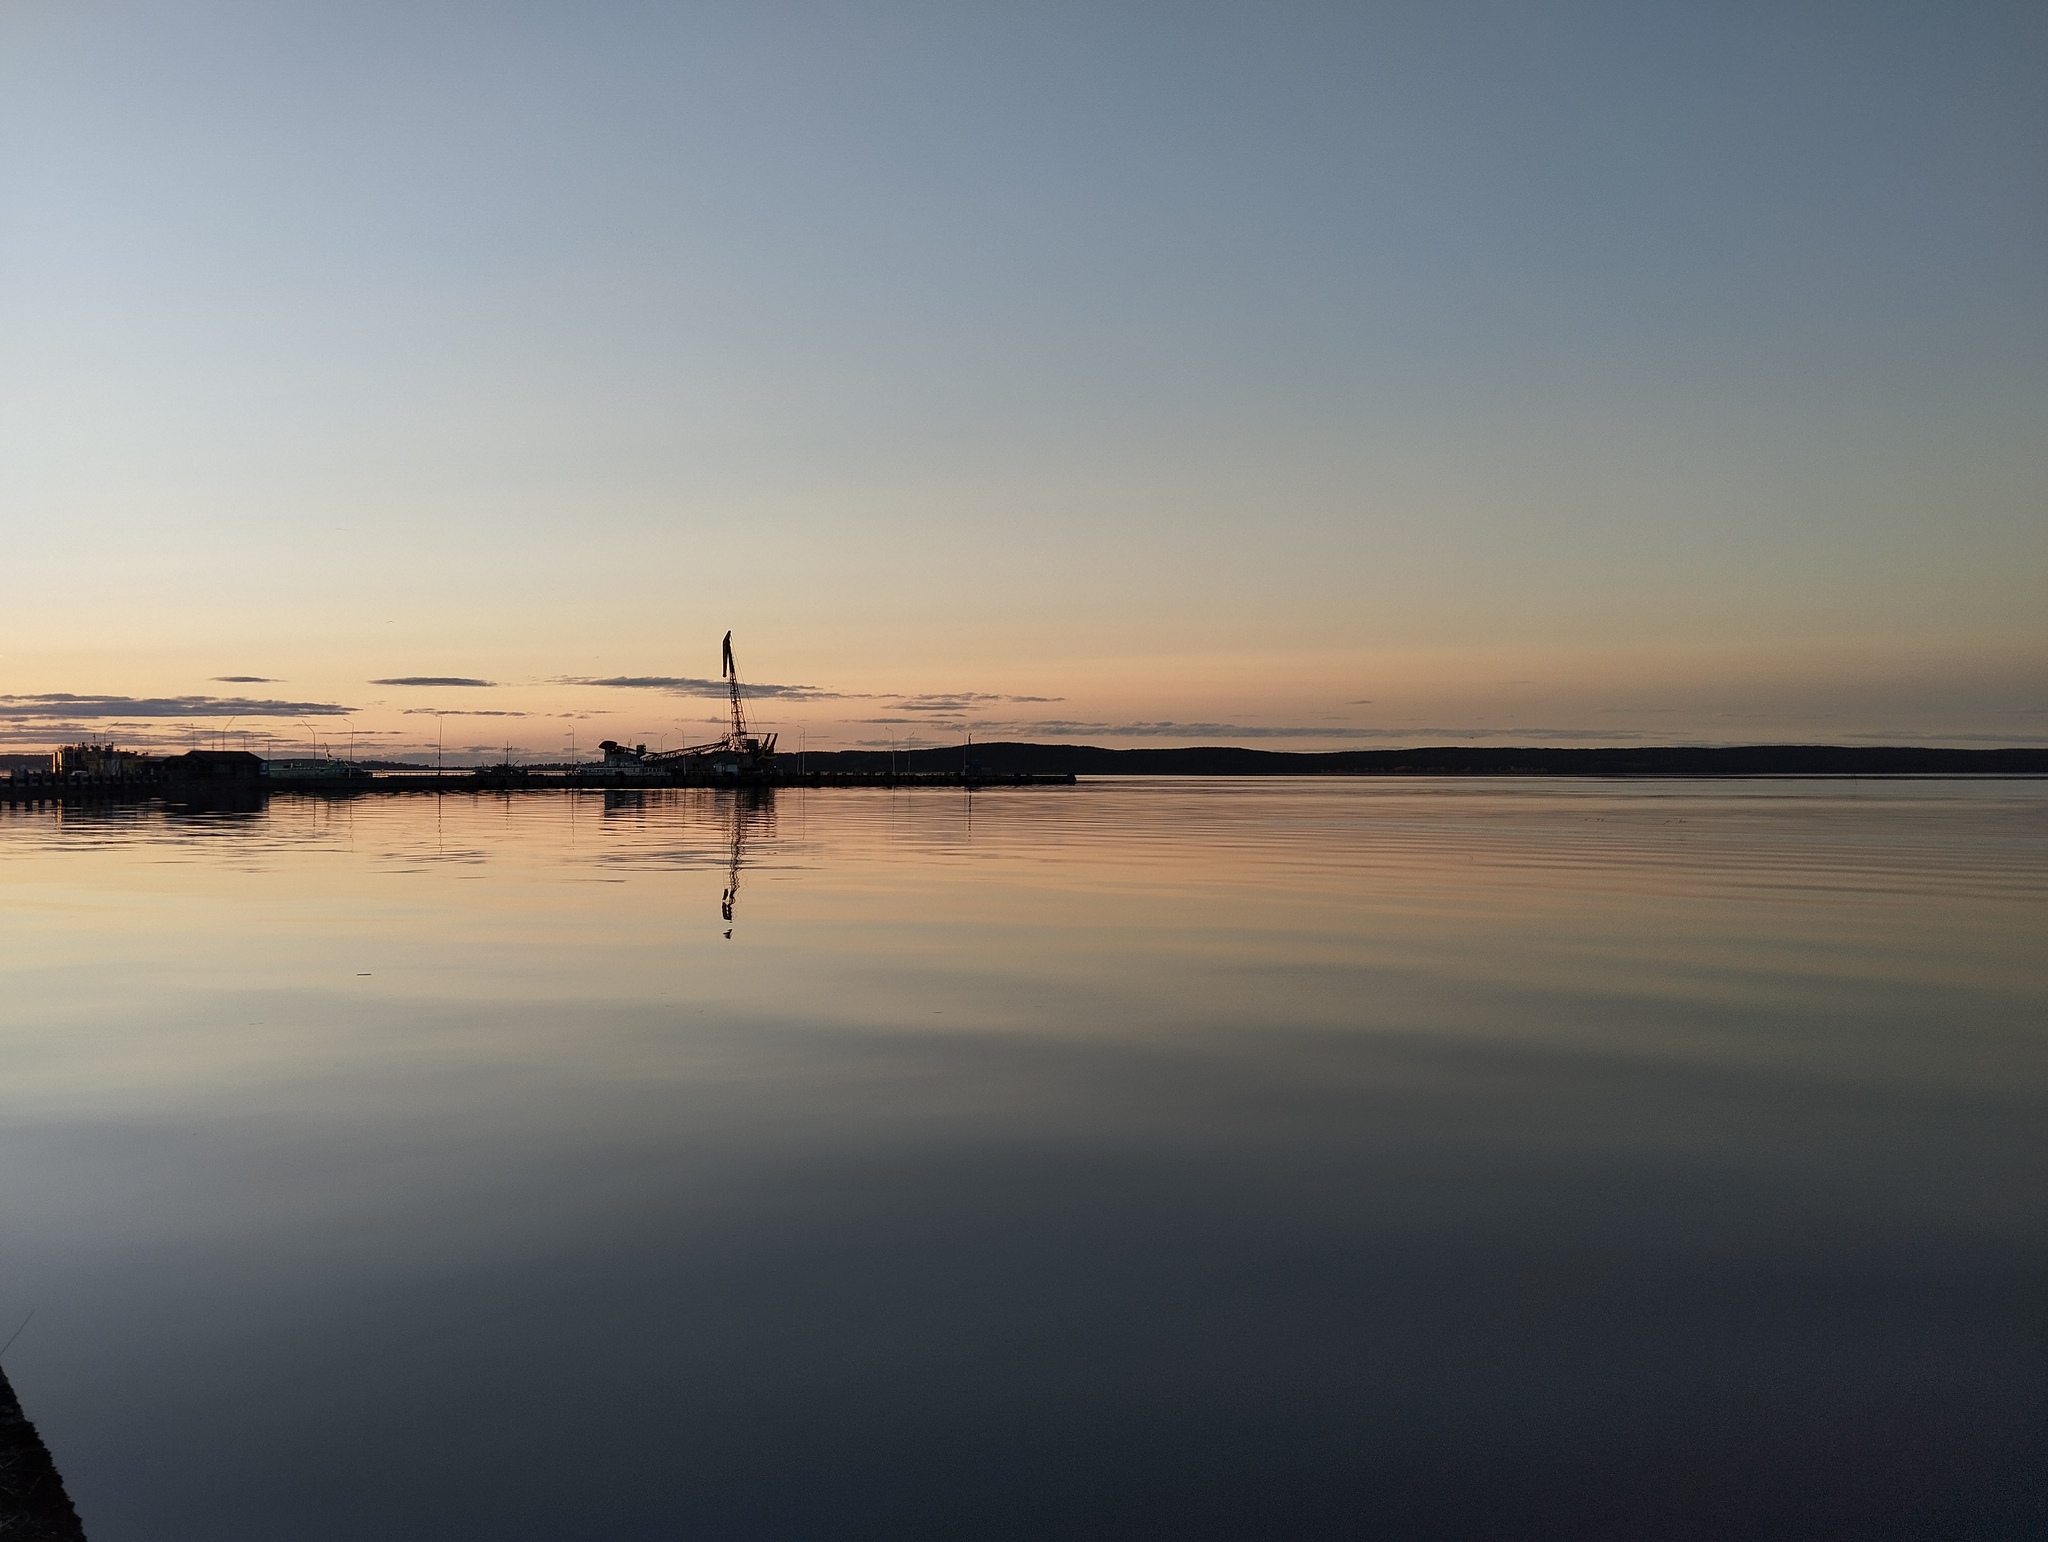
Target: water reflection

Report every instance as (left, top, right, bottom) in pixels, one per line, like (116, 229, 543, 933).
(719, 791, 755, 937)
(0, 780, 2042, 1540)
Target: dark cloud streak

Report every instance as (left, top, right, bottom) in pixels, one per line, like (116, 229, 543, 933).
(560, 675, 847, 700)
(560, 678, 1064, 708)
(893, 692, 1064, 712)
(0, 693, 352, 719)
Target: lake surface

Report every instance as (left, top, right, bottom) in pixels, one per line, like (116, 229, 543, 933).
(1, 778, 2042, 1539)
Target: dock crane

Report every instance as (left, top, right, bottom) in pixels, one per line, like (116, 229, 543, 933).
(716, 630, 763, 758)
(596, 631, 778, 775)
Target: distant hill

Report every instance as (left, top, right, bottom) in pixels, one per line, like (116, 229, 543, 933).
(788, 743, 2048, 777)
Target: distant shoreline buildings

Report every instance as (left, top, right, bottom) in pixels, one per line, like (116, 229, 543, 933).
(11, 742, 264, 792)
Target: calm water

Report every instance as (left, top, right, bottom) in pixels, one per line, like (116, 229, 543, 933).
(1, 778, 2042, 1539)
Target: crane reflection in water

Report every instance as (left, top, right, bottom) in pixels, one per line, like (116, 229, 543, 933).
(718, 786, 774, 939)
(592, 783, 775, 938)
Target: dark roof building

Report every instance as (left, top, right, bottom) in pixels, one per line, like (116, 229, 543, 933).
(159, 750, 262, 781)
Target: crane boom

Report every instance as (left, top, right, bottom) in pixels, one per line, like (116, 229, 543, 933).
(723, 629, 749, 745)
(617, 631, 777, 768)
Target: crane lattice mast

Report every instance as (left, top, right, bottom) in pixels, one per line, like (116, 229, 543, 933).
(625, 632, 773, 765)
(721, 629, 749, 747)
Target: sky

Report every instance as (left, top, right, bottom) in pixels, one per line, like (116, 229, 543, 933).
(1, 1, 2042, 759)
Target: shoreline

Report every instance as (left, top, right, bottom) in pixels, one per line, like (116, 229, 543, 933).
(3, 743, 2045, 807)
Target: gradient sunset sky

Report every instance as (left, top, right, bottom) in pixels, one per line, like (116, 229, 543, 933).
(2, 2, 2042, 758)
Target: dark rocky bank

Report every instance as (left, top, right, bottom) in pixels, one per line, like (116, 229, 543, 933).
(0, 1365, 85, 1541)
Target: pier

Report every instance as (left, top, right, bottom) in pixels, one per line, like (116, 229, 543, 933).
(0, 766, 1075, 805)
